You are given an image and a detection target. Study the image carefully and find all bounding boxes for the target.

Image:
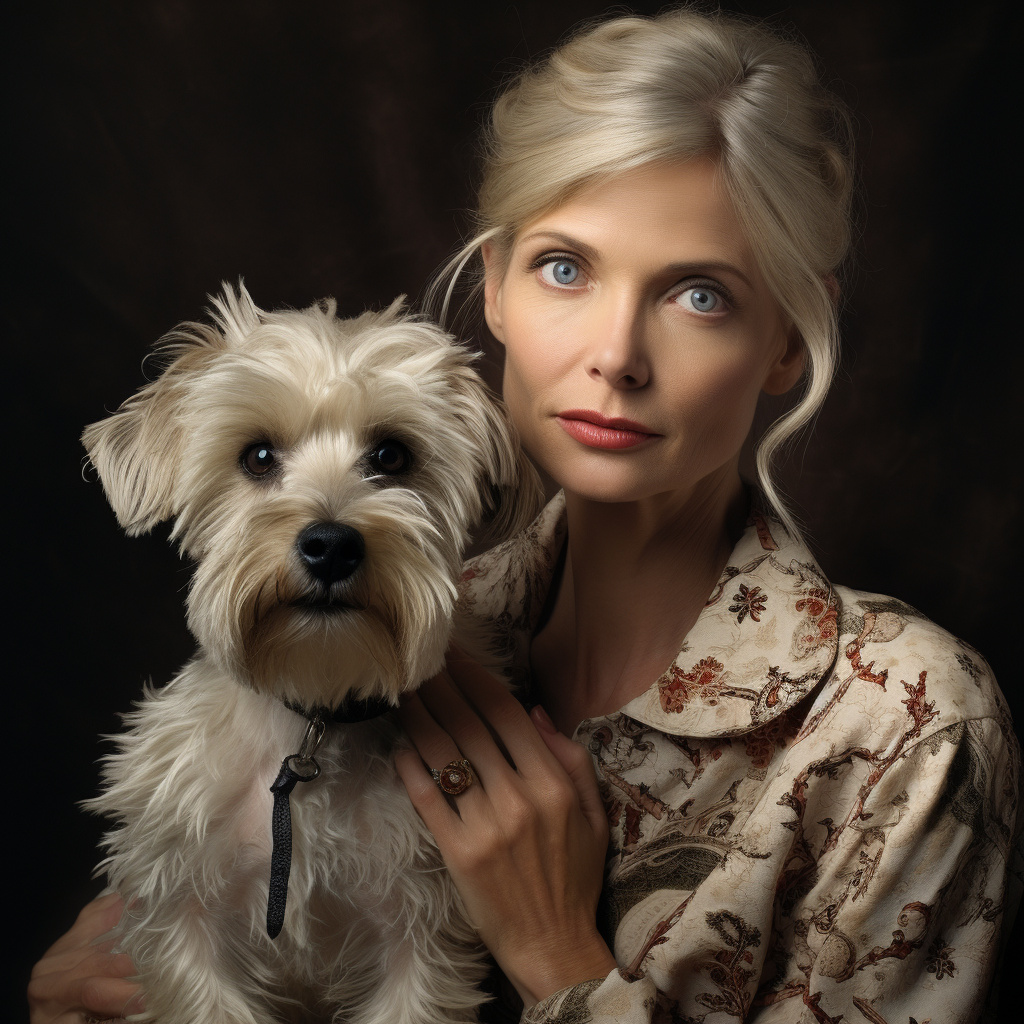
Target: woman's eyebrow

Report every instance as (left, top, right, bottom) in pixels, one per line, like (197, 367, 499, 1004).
(664, 261, 754, 291)
(519, 230, 753, 290)
(519, 230, 601, 263)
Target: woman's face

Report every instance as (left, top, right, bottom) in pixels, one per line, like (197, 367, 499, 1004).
(483, 157, 804, 508)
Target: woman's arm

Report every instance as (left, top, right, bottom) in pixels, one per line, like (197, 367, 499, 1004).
(395, 649, 618, 1007)
(28, 893, 145, 1024)
(751, 714, 1019, 1023)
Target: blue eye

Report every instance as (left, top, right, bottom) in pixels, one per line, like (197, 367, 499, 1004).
(677, 286, 723, 314)
(541, 260, 581, 287)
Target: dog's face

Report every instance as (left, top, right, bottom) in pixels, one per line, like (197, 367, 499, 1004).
(83, 285, 540, 707)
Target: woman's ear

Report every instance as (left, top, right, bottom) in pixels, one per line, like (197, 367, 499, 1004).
(481, 242, 506, 345)
(763, 274, 838, 395)
(762, 322, 806, 396)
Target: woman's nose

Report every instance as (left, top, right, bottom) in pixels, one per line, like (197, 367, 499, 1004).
(585, 299, 650, 389)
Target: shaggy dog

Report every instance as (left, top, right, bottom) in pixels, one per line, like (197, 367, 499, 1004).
(82, 285, 541, 1023)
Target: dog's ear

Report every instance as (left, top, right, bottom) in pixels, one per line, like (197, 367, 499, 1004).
(82, 343, 209, 536)
(83, 284, 251, 534)
(451, 371, 545, 544)
(82, 370, 184, 535)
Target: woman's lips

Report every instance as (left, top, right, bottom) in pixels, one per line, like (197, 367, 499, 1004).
(555, 410, 659, 450)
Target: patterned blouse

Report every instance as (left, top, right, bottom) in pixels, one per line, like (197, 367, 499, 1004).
(457, 492, 1021, 1024)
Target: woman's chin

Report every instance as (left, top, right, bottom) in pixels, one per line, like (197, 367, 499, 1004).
(555, 466, 681, 506)
(552, 456, 745, 511)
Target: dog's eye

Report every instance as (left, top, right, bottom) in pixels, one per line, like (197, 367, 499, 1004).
(241, 442, 277, 478)
(367, 439, 412, 476)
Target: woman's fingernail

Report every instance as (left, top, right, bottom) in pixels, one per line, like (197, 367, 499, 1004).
(532, 705, 557, 733)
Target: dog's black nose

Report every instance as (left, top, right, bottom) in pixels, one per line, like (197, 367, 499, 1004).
(296, 522, 365, 585)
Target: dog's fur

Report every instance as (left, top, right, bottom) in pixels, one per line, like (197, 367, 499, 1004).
(82, 285, 542, 1023)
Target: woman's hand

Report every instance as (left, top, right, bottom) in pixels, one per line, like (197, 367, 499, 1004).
(395, 648, 617, 1006)
(28, 893, 145, 1023)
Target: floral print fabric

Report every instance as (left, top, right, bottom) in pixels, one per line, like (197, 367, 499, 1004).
(458, 493, 1021, 1023)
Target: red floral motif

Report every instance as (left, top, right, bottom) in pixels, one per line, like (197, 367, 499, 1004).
(744, 732, 775, 772)
(730, 584, 767, 623)
(796, 588, 838, 650)
(901, 673, 939, 737)
(845, 640, 889, 686)
(743, 712, 798, 771)
(795, 590, 827, 618)
(658, 657, 727, 712)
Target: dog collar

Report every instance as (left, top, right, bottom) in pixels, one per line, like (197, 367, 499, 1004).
(281, 693, 394, 725)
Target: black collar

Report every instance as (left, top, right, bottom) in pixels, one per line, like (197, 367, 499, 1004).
(282, 693, 394, 725)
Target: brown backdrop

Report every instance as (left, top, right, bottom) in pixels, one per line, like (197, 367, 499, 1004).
(11, 0, 1020, 995)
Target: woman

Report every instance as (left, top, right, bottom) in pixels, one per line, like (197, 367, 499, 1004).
(30, 7, 1018, 1023)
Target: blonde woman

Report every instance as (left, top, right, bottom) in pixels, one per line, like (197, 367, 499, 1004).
(394, 8, 1018, 1022)
(30, 7, 1018, 1023)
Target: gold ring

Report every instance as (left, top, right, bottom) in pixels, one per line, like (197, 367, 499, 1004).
(430, 758, 476, 795)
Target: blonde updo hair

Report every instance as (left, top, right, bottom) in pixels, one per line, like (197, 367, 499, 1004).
(430, 5, 855, 538)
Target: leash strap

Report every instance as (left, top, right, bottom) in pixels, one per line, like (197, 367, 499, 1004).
(266, 716, 325, 939)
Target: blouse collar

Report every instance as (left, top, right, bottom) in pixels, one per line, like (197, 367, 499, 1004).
(457, 491, 841, 738)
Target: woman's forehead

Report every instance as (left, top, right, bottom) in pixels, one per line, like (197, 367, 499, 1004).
(515, 158, 758, 278)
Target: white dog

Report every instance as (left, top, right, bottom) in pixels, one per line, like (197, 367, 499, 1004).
(82, 284, 541, 1024)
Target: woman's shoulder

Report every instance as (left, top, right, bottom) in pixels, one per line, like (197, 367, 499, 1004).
(818, 581, 1016, 757)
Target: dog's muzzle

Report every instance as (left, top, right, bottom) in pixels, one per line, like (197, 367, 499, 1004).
(296, 522, 365, 587)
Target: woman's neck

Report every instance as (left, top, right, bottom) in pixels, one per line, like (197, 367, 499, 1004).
(531, 469, 748, 736)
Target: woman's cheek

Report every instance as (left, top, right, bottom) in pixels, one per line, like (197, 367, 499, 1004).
(500, 348, 554, 469)
(670, 347, 768, 454)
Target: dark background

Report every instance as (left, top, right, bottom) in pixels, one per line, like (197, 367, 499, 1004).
(10, 0, 1021, 1002)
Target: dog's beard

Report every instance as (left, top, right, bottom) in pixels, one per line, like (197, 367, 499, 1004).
(186, 487, 463, 708)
